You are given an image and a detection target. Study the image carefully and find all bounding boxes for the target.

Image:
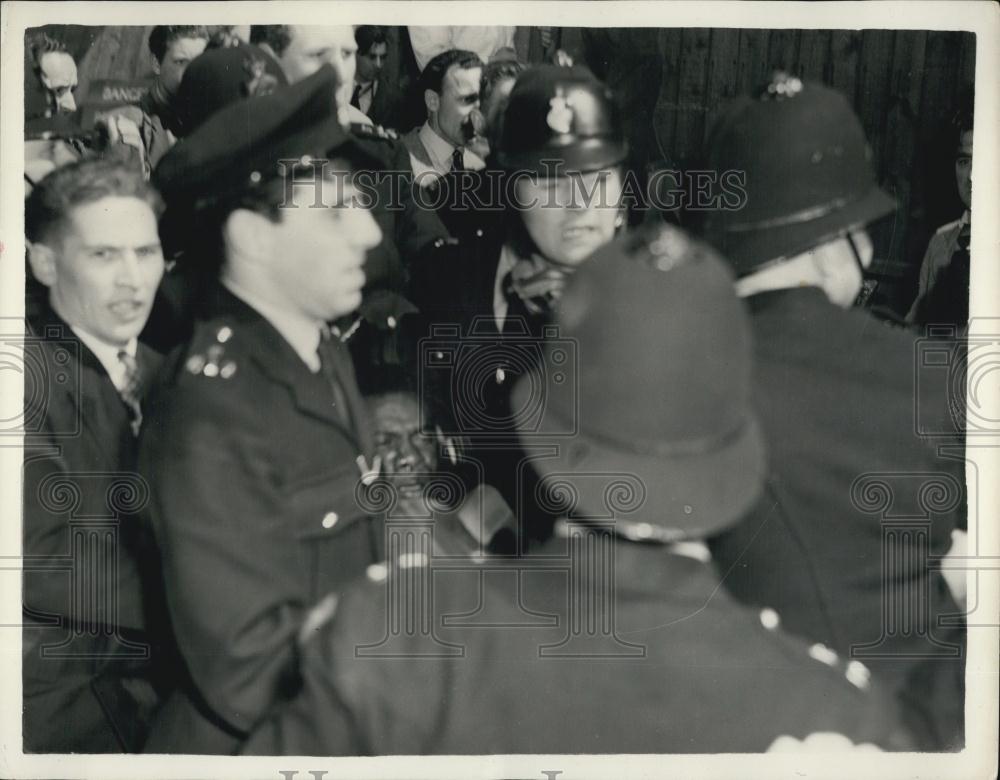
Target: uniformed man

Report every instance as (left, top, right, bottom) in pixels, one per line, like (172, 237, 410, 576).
(699, 73, 966, 749)
(139, 65, 385, 753)
(243, 224, 916, 755)
(23, 158, 167, 751)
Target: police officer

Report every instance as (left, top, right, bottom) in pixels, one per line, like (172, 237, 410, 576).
(699, 73, 965, 749)
(408, 65, 628, 531)
(140, 65, 385, 753)
(242, 224, 916, 755)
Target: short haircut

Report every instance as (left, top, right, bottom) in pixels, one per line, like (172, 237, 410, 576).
(28, 32, 69, 74)
(355, 25, 388, 56)
(249, 25, 294, 58)
(952, 93, 974, 146)
(25, 159, 162, 246)
(148, 25, 210, 63)
(419, 49, 483, 96)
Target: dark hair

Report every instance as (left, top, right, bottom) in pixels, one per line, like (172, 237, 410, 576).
(952, 92, 974, 147)
(481, 58, 524, 104)
(249, 25, 293, 58)
(25, 159, 162, 246)
(419, 49, 483, 97)
(355, 25, 387, 57)
(148, 25, 209, 63)
(28, 32, 69, 73)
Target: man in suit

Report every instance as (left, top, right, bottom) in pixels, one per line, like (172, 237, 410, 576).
(22, 158, 166, 752)
(700, 74, 966, 750)
(140, 65, 386, 753)
(352, 25, 401, 129)
(243, 223, 917, 755)
(907, 102, 973, 328)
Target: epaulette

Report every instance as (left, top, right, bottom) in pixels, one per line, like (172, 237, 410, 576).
(183, 322, 240, 380)
(350, 122, 398, 141)
(430, 236, 462, 249)
(757, 606, 873, 692)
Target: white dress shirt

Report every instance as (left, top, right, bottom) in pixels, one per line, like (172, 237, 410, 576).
(222, 276, 324, 373)
(410, 122, 486, 181)
(408, 26, 516, 71)
(354, 79, 377, 116)
(71, 325, 137, 393)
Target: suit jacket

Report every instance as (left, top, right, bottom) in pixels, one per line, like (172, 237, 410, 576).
(22, 306, 163, 753)
(139, 285, 381, 749)
(363, 77, 403, 129)
(708, 287, 966, 748)
(244, 529, 915, 754)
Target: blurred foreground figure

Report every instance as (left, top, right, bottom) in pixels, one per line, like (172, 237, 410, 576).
(700, 74, 966, 749)
(244, 225, 915, 755)
(23, 160, 166, 751)
(140, 66, 384, 753)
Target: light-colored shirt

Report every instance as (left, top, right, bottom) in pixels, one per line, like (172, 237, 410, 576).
(70, 325, 137, 394)
(222, 276, 324, 372)
(906, 210, 970, 323)
(492, 243, 519, 327)
(408, 26, 516, 71)
(354, 79, 377, 116)
(410, 122, 486, 181)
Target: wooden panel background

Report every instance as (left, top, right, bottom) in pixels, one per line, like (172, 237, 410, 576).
(34, 24, 976, 309)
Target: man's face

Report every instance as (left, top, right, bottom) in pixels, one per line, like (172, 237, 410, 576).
(38, 197, 164, 346)
(263, 174, 382, 321)
(429, 64, 481, 146)
(357, 41, 387, 83)
(516, 169, 624, 267)
(955, 129, 973, 209)
(157, 36, 208, 95)
(280, 26, 357, 109)
(368, 392, 438, 497)
(38, 51, 78, 114)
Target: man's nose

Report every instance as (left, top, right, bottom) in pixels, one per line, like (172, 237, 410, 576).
(57, 91, 76, 113)
(115, 252, 143, 288)
(353, 209, 383, 250)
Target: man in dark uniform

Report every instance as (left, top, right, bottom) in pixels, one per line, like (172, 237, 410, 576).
(243, 224, 917, 755)
(22, 158, 166, 751)
(139, 66, 385, 753)
(408, 65, 628, 537)
(699, 74, 966, 749)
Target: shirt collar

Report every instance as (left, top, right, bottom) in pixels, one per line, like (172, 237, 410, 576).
(419, 122, 458, 175)
(69, 325, 136, 392)
(493, 243, 520, 325)
(221, 275, 323, 372)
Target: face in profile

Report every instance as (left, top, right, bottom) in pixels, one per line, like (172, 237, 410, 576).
(278, 26, 357, 110)
(157, 35, 208, 95)
(516, 168, 624, 267)
(262, 173, 382, 322)
(368, 391, 438, 497)
(357, 41, 387, 83)
(32, 196, 165, 346)
(429, 64, 482, 147)
(955, 129, 972, 210)
(38, 51, 78, 114)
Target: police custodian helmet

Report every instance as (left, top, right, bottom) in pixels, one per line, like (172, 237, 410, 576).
(701, 72, 896, 276)
(496, 65, 628, 175)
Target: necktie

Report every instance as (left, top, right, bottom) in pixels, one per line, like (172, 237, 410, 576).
(350, 83, 363, 110)
(501, 271, 534, 333)
(451, 146, 466, 173)
(317, 327, 353, 430)
(117, 350, 143, 436)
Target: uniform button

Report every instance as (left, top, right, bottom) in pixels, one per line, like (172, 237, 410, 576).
(321, 511, 339, 529)
(808, 642, 839, 666)
(366, 562, 388, 582)
(495, 367, 506, 384)
(759, 607, 780, 631)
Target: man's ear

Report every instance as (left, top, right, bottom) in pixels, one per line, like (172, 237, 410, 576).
(151, 57, 161, 76)
(27, 241, 58, 287)
(223, 208, 272, 261)
(424, 89, 440, 116)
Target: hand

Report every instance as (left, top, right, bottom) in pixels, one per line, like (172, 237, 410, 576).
(510, 264, 571, 313)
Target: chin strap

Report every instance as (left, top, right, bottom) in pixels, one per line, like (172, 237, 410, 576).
(845, 232, 867, 277)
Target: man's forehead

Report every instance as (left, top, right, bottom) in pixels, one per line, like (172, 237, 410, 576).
(39, 51, 77, 83)
(167, 36, 208, 59)
(446, 65, 482, 94)
(957, 129, 973, 155)
(63, 196, 158, 241)
(371, 393, 421, 424)
(290, 25, 355, 51)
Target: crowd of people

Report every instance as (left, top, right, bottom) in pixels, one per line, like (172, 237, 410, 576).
(21, 23, 972, 756)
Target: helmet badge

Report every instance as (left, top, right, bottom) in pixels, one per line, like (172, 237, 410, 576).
(763, 71, 804, 101)
(547, 89, 574, 134)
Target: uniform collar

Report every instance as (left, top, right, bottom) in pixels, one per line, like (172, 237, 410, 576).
(221, 275, 323, 372)
(68, 324, 136, 393)
(417, 122, 485, 175)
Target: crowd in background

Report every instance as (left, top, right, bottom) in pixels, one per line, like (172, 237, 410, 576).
(21, 23, 973, 757)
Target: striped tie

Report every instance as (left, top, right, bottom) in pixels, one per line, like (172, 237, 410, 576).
(117, 349, 142, 436)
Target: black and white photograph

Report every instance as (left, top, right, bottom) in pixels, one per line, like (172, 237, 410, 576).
(1, 2, 998, 778)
